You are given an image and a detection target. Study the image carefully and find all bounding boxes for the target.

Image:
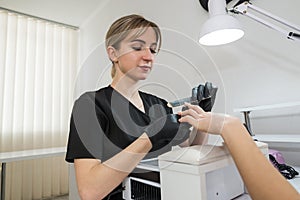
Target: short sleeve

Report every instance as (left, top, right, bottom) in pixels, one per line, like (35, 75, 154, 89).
(164, 100, 173, 114)
(65, 95, 107, 163)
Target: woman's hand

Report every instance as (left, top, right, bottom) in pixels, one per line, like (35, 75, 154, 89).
(178, 103, 238, 135)
(145, 114, 191, 150)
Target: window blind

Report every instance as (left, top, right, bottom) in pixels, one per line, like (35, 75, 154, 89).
(0, 9, 78, 199)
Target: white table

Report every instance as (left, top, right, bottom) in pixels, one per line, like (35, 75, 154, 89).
(0, 147, 66, 200)
(234, 101, 300, 136)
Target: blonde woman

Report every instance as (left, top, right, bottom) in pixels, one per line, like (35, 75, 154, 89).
(66, 14, 207, 200)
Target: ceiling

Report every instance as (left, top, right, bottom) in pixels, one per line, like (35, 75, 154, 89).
(0, 0, 104, 27)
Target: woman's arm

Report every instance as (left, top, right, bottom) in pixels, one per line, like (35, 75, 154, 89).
(179, 103, 300, 200)
(74, 133, 152, 200)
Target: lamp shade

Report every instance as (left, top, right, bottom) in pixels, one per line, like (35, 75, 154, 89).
(199, 14, 244, 46)
(199, 0, 244, 46)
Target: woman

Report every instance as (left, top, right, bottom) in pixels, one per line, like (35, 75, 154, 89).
(65, 14, 207, 200)
(179, 103, 300, 200)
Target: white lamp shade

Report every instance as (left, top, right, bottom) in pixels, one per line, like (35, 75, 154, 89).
(199, 14, 244, 46)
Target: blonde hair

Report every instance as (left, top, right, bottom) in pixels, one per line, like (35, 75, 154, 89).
(105, 14, 162, 78)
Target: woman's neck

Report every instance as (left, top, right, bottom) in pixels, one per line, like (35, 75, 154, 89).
(111, 75, 145, 112)
(110, 76, 139, 99)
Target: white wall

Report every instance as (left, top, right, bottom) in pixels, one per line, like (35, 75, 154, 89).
(77, 0, 300, 137)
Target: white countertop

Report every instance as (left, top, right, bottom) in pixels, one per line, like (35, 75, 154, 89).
(253, 135, 300, 143)
(0, 147, 66, 163)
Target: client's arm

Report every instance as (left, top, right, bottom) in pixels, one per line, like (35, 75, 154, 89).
(179, 103, 300, 200)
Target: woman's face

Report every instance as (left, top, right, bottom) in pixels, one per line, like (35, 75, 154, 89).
(114, 27, 158, 81)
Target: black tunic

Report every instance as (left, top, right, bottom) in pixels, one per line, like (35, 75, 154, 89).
(65, 85, 189, 199)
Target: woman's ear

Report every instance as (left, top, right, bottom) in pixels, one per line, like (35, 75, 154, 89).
(107, 46, 118, 63)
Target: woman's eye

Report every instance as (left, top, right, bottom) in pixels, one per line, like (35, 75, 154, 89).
(131, 45, 157, 54)
(150, 48, 157, 54)
(132, 46, 142, 51)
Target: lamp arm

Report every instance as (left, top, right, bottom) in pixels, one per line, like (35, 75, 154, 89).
(230, 1, 300, 42)
(247, 3, 300, 32)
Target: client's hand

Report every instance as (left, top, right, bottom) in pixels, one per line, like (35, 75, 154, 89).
(179, 103, 238, 135)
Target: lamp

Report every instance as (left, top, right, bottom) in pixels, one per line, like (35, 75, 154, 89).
(229, 1, 300, 43)
(199, 0, 244, 46)
(199, 0, 300, 45)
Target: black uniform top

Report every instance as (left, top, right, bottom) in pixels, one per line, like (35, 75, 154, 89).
(65, 85, 189, 199)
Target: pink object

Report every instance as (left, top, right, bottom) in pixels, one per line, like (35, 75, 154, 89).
(269, 149, 285, 164)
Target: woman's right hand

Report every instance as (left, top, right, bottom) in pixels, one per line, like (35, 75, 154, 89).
(178, 103, 238, 135)
(144, 114, 191, 150)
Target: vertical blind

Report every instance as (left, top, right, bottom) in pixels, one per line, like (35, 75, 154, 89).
(0, 9, 78, 199)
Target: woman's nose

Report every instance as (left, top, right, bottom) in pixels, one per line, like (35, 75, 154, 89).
(142, 48, 154, 61)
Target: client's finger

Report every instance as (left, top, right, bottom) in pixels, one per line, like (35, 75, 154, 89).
(179, 107, 200, 120)
(183, 102, 205, 114)
(178, 115, 198, 128)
